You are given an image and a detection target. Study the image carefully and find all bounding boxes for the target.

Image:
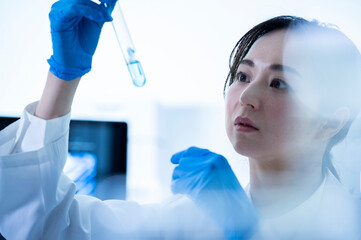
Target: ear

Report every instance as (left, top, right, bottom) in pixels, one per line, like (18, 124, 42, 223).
(318, 107, 350, 141)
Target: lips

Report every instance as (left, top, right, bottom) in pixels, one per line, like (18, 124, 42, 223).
(234, 117, 259, 131)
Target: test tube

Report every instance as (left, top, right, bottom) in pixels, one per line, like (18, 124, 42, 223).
(111, 2, 146, 87)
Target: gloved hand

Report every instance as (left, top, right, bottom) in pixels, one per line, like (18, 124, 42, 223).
(171, 147, 259, 240)
(48, 0, 117, 80)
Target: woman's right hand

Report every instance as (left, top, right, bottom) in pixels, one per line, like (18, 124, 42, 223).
(48, 0, 117, 81)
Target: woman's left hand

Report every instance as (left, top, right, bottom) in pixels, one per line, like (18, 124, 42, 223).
(171, 146, 259, 240)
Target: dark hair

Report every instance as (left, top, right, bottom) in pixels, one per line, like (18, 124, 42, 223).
(224, 16, 311, 93)
(224, 15, 361, 179)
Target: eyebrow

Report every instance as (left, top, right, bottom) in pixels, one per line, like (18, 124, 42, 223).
(239, 59, 302, 77)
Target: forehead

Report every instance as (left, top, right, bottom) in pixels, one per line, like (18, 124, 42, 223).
(241, 29, 312, 78)
(243, 29, 289, 63)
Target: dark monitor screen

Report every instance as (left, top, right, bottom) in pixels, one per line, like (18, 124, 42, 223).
(0, 116, 127, 197)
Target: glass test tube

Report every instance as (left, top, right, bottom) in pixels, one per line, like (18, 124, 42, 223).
(111, 2, 146, 87)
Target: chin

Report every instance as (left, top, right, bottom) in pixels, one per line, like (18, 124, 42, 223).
(232, 140, 273, 160)
(232, 141, 254, 158)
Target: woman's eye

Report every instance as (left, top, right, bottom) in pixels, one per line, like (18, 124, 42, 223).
(270, 79, 288, 89)
(236, 72, 250, 83)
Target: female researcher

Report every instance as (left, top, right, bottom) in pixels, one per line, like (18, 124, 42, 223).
(0, 0, 360, 239)
(0, 0, 257, 239)
(226, 16, 361, 238)
(172, 15, 361, 239)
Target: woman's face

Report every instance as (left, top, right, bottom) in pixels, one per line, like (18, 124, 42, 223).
(225, 29, 324, 162)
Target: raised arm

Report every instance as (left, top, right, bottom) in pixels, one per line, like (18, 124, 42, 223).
(35, 0, 116, 120)
(35, 73, 80, 120)
(0, 1, 122, 239)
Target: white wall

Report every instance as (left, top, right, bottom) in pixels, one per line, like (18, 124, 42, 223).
(1, 0, 361, 203)
(2, 0, 361, 112)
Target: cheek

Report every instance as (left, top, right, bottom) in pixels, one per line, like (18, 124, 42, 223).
(266, 98, 314, 142)
(224, 99, 234, 140)
(225, 97, 235, 122)
(224, 87, 240, 136)
(265, 98, 300, 139)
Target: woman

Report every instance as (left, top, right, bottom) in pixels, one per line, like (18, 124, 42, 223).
(172, 16, 361, 239)
(0, 0, 359, 238)
(225, 16, 361, 238)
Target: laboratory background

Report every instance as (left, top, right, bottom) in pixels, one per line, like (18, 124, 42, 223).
(1, 0, 361, 206)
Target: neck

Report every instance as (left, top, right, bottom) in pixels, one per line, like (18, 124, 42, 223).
(248, 152, 324, 217)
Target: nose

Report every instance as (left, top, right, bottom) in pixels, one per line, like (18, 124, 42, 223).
(239, 81, 261, 110)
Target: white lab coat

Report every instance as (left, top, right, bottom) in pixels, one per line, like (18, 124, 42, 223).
(249, 171, 361, 240)
(1, 102, 360, 240)
(0, 102, 223, 240)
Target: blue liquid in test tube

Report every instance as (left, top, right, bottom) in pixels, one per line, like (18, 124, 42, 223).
(111, 2, 146, 87)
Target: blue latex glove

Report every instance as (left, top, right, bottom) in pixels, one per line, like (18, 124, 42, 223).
(171, 147, 259, 240)
(48, 0, 117, 80)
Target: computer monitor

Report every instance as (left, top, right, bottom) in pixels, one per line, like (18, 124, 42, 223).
(0, 117, 127, 198)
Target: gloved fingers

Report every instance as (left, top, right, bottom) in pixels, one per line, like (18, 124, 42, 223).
(99, 0, 117, 6)
(178, 154, 229, 175)
(171, 174, 209, 196)
(173, 159, 242, 191)
(99, 0, 117, 14)
(170, 146, 210, 164)
(73, 2, 113, 23)
(171, 164, 211, 195)
(208, 154, 231, 169)
(184, 146, 210, 157)
(171, 163, 204, 180)
(50, 0, 112, 31)
(170, 151, 183, 164)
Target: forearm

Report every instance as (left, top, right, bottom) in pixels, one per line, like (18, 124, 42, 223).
(35, 71, 80, 120)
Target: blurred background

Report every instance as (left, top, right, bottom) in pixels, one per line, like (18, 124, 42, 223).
(1, 0, 361, 207)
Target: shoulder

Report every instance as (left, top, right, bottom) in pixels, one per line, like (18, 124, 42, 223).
(317, 172, 361, 238)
